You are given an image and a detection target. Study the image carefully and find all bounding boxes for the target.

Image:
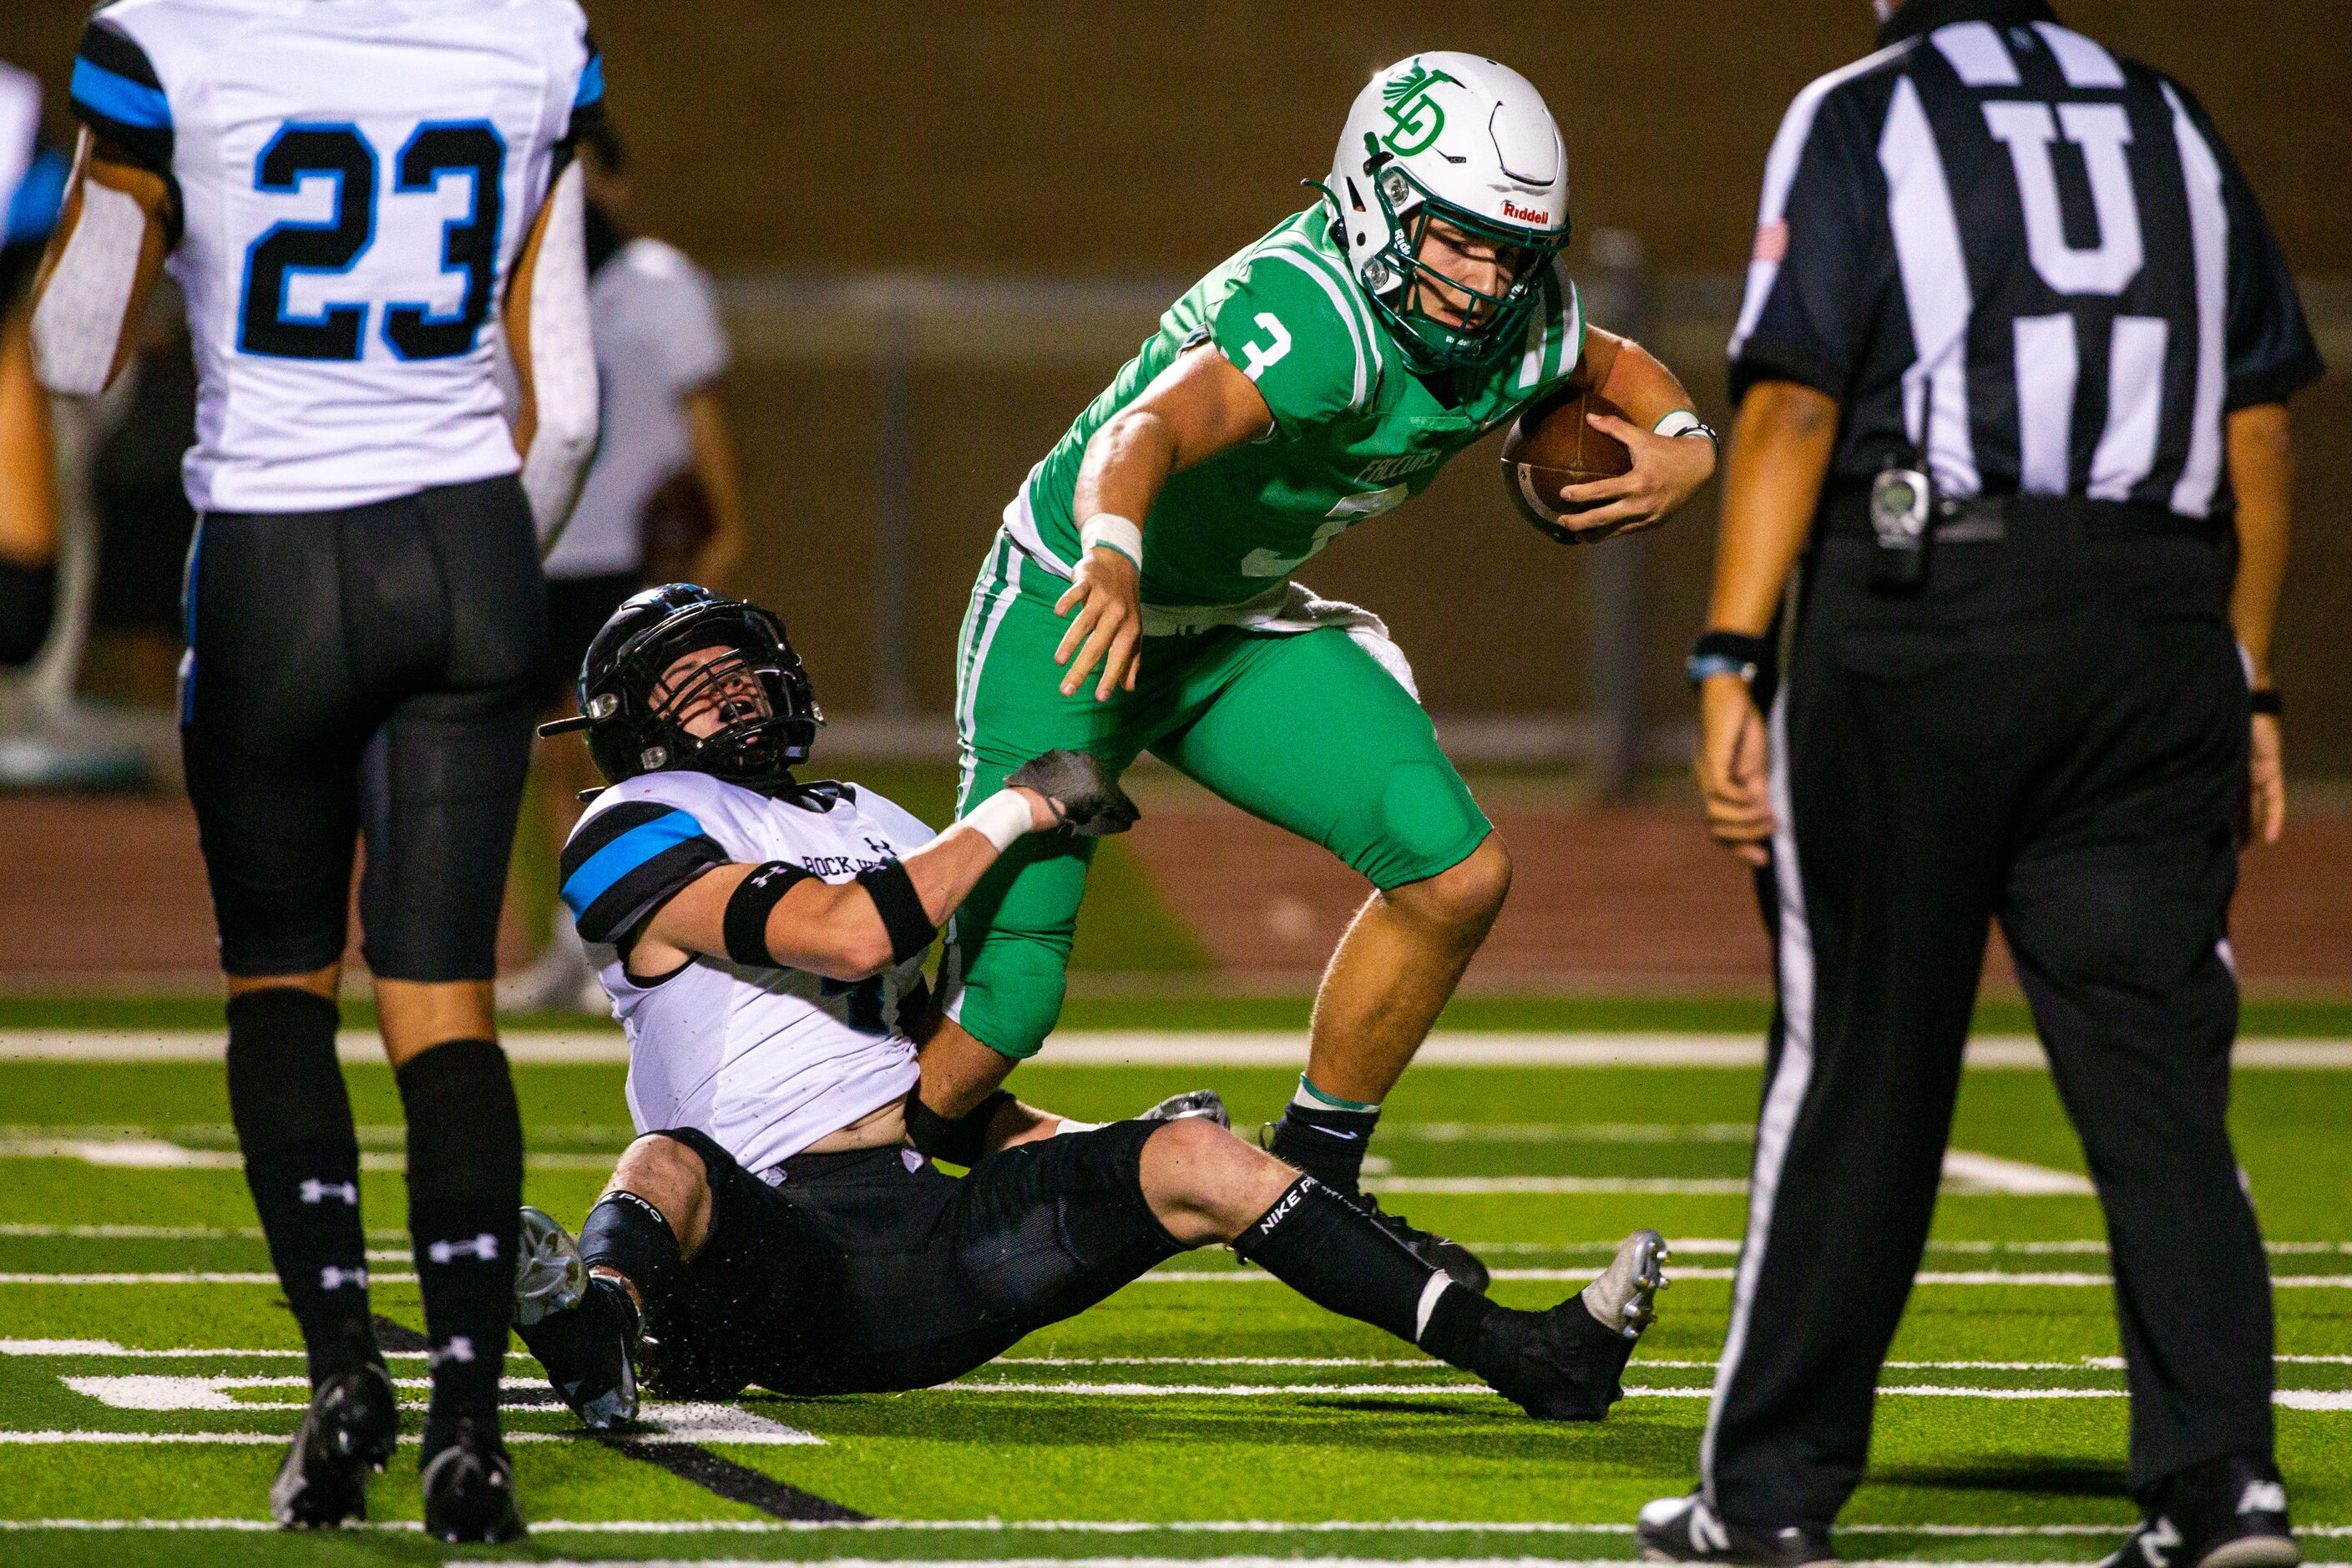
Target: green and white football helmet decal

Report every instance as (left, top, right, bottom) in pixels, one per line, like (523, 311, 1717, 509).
(1321, 53, 1572, 371)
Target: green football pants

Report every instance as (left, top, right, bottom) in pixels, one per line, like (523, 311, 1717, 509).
(943, 534, 1492, 1060)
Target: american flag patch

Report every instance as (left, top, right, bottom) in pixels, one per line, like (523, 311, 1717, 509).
(1753, 220, 1789, 263)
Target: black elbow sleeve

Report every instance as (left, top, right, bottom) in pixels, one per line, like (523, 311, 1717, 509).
(856, 858, 938, 965)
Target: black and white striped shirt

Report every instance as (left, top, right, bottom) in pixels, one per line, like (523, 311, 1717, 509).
(1730, 0, 2322, 518)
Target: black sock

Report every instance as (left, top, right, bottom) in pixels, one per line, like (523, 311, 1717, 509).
(579, 1189, 682, 1315)
(1230, 1174, 1497, 1358)
(225, 988, 377, 1389)
(1267, 1100, 1381, 1192)
(396, 1038, 523, 1459)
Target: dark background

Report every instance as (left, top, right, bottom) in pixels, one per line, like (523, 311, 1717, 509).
(5, 2, 2344, 764)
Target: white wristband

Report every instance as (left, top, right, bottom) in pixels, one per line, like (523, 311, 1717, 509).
(961, 790, 1034, 853)
(1078, 513, 1144, 570)
(1652, 409, 1705, 440)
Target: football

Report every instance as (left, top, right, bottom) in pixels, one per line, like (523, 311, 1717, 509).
(1500, 384, 1635, 543)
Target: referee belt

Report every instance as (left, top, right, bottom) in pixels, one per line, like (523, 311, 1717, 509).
(1819, 484, 2227, 544)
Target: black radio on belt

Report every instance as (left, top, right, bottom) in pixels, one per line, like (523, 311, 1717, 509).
(1869, 450, 1937, 593)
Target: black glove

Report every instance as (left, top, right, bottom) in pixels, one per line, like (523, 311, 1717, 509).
(1004, 748, 1141, 837)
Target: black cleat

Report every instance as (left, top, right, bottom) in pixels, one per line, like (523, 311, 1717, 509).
(513, 1205, 640, 1429)
(1479, 1229, 1667, 1419)
(2101, 1456, 2298, 1568)
(268, 1362, 400, 1529)
(1138, 1089, 1231, 1128)
(1637, 1494, 1838, 1567)
(1361, 1193, 1490, 1292)
(420, 1417, 525, 1543)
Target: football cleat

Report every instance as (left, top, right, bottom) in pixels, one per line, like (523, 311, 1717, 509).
(1583, 1228, 1672, 1339)
(1636, 1494, 1838, 1567)
(2099, 1455, 2298, 1568)
(420, 1416, 525, 1543)
(1477, 1229, 1667, 1419)
(513, 1205, 640, 1429)
(1137, 1089, 1231, 1129)
(268, 1361, 400, 1529)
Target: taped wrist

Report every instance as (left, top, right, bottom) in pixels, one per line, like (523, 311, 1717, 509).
(722, 861, 811, 967)
(856, 859, 937, 964)
(903, 1088, 1015, 1166)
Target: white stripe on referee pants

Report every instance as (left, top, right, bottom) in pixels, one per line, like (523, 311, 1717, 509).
(1700, 689, 1817, 1507)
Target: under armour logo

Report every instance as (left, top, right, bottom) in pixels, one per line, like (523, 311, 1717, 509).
(2238, 1481, 2287, 1515)
(2139, 1517, 2183, 1568)
(319, 1266, 368, 1291)
(429, 1336, 475, 1368)
(299, 1179, 358, 1206)
(427, 1233, 499, 1264)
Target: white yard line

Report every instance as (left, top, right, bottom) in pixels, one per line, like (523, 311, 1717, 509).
(0, 1517, 2343, 1541)
(3, 1029, 2347, 1068)
(0, 1141, 2097, 1195)
(4, 1266, 2348, 1287)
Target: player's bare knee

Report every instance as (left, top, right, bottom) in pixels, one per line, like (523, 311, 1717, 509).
(1140, 1117, 1291, 1246)
(1393, 834, 1512, 934)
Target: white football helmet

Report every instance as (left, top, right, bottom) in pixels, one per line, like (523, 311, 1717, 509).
(1320, 52, 1572, 369)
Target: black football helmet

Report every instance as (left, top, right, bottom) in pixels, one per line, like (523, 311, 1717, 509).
(542, 584, 822, 792)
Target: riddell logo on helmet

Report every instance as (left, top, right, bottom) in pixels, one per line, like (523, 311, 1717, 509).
(1503, 200, 1550, 225)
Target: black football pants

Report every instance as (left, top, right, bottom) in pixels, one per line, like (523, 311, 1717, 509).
(1702, 515, 2274, 1526)
(182, 475, 545, 980)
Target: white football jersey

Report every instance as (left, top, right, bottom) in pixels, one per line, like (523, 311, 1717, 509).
(558, 769, 938, 1176)
(71, 0, 601, 513)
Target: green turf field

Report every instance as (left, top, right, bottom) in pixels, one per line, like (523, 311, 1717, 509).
(0, 1047, 2344, 1565)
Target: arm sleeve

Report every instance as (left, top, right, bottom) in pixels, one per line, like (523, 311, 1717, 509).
(1207, 248, 1374, 438)
(2177, 88, 2324, 410)
(1727, 82, 1878, 405)
(514, 156, 599, 544)
(559, 800, 731, 945)
(68, 18, 174, 175)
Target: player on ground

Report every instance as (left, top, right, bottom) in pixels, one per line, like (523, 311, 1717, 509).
(928, 54, 1718, 1286)
(30, 0, 604, 1540)
(513, 584, 1670, 1424)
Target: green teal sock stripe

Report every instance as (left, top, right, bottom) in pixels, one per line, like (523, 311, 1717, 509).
(1295, 1074, 1380, 1114)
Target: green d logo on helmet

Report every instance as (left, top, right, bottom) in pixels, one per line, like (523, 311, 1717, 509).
(1378, 63, 1460, 156)
(1323, 53, 1574, 372)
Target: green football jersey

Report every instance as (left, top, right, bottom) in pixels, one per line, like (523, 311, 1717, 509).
(1016, 206, 1586, 609)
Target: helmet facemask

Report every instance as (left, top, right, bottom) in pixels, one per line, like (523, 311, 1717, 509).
(1355, 149, 1568, 372)
(643, 640, 807, 786)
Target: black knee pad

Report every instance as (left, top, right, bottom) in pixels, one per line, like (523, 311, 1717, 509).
(394, 1038, 523, 1206)
(223, 989, 350, 1156)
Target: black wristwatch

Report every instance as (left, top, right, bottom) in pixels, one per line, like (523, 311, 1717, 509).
(2249, 688, 2282, 716)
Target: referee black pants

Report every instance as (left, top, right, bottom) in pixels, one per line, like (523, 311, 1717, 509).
(1704, 513, 2273, 1527)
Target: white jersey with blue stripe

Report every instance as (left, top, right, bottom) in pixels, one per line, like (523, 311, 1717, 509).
(71, 0, 602, 513)
(558, 769, 935, 1177)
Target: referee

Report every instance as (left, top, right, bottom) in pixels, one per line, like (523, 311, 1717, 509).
(1639, 4, 2322, 1567)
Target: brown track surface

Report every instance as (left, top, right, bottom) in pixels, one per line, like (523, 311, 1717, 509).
(1121, 797, 2352, 994)
(0, 791, 2342, 994)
